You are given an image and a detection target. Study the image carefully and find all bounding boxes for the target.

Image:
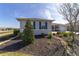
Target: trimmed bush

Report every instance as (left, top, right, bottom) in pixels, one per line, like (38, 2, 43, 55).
(53, 33, 56, 35)
(13, 29, 20, 36)
(56, 32, 63, 37)
(58, 34, 63, 37)
(22, 20, 35, 45)
(56, 32, 72, 37)
(48, 32, 52, 39)
(47, 40, 51, 45)
(69, 32, 72, 36)
(57, 32, 61, 35)
(41, 33, 46, 38)
(62, 32, 72, 37)
(62, 32, 68, 37)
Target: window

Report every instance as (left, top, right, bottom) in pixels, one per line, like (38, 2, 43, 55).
(39, 21, 48, 29)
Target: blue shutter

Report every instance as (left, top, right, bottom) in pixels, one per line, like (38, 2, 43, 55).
(45, 22, 48, 29)
(39, 22, 41, 29)
(33, 21, 35, 29)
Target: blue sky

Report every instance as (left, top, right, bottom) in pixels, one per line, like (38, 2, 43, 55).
(0, 3, 67, 28)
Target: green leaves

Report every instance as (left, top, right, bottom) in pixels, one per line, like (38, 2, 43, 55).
(22, 20, 35, 45)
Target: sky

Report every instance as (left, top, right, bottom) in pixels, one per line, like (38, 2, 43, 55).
(0, 3, 68, 28)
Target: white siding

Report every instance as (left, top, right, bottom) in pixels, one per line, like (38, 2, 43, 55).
(59, 25, 67, 32)
(20, 21, 26, 32)
(48, 21, 52, 30)
(20, 20, 52, 35)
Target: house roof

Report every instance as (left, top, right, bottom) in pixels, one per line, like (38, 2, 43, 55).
(52, 23, 66, 26)
(16, 18, 54, 21)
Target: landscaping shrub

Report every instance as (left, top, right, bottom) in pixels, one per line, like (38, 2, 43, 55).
(57, 32, 61, 35)
(47, 40, 51, 45)
(58, 34, 63, 37)
(22, 20, 35, 45)
(13, 29, 20, 36)
(69, 32, 72, 36)
(62, 32, 72, 37)
(56, 32, 63, 37)
(62, 32, 68, 37)
(53, 33, 56, 35)
(41, 33, 46, 38)
(56, 32, 72, 37)
(48, 32, 52, 39)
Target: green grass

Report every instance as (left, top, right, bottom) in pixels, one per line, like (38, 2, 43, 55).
(0, 52, 32, 56)
(0, 30, 13, 37)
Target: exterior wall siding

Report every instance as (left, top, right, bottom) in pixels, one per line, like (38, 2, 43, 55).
(34, 21, 52, 35)
(52, 24, 67, 32)
(20, 21, 26, 32)
(59, 25, 67, 32)
(20, 20, 52, 35)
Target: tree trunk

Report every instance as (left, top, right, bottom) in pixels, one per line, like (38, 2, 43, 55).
(69, 25, 75, 53)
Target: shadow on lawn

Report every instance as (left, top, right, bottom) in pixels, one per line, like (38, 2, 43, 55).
(0, 35, 15, 42)
(0, 41, 27, 52)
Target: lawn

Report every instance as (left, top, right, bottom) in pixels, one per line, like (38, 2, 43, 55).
(0, 30, 13, 37)
(0, 52, 31, 56)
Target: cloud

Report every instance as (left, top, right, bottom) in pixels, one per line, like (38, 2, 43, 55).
(44, 4, 68, 24)
(14, 3, 68, 24)
(44, 9, 53, 19)
(53, 19, 68, 24)
(43, 4, 58, 20)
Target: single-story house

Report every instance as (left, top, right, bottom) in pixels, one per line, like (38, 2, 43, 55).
(17, 18, 54, 35)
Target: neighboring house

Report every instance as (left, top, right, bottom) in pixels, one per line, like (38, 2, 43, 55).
(52, 23, 67, 32)
(17, 18, 54, 35)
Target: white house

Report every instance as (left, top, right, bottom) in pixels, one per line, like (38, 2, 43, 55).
(17, 18, 54, 35)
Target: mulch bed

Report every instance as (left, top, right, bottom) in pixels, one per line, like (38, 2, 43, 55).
(19, 37, 67, 56)
(53, 35, 79, 56)
(0, 36, 68, 56)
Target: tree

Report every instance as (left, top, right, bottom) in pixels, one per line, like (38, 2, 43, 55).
(22, 20, 35, 45)
(59, 3, 79, 55)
